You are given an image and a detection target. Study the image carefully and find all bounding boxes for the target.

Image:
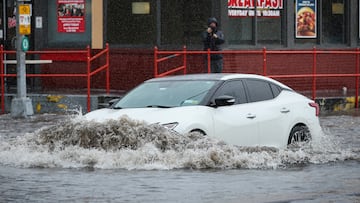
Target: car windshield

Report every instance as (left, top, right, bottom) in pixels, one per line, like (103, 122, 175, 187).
(114, 80, 217, 108)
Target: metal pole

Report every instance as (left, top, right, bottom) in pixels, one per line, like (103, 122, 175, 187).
(154, 46, 158, 77)
(312, 47, 317, 100)
(156, 0, 161, 46)
(183, 45, 186, 75)
(2, 0, 7, 91)
(10, 0, 33, 118)
(87, 45, 91, 112)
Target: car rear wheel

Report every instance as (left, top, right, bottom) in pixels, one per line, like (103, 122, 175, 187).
(288, 125, 311, 145)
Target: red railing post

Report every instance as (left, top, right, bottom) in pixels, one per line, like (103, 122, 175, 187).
(106, 43, 110, 94)
(1, 45, 4, 114)
(154, 46, 158, 77)
(86, 45, 91, 112)
(183, 45, 187, 75)
(263, 47, 267, 76)
(207, 48, 211, 73)
(312, 47, 317, 100)
(356, 48, 359, 108)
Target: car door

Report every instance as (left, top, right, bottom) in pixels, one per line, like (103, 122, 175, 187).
(244, 79, 291, 147)
(211, 80, 260, 146)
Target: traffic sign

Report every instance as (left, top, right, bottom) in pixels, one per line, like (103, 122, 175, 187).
(18, 4, 31, 34)
(21, 36, 29, 52)
(19, 15, 31, 34)
(19, 4, 31, 15)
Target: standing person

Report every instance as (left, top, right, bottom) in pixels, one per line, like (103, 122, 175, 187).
(202, 17, 225, 73)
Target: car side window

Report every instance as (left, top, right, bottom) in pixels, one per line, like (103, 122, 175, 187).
(212, 80, 247, 104)
(270, 83, 282, 97)
(245, 79, 274, 102)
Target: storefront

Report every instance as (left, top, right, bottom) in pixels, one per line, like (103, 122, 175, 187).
(107, 0, 359, 49)
(1, 0, 358, 50)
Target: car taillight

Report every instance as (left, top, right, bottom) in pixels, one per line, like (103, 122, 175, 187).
(309, 102, 319, 117)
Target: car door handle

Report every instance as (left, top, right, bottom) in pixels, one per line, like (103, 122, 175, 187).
(246, 113, 256, 119)
(280, 108, 290, 113)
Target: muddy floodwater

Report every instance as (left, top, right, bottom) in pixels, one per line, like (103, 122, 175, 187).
(0, 111, 359, 202)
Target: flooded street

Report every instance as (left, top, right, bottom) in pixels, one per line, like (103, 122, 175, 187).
(0, 111, 359, 202)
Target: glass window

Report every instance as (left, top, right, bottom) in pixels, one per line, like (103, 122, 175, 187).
(321, 0, 347, 44)
(161, 0, 211, 46)
(212, 80, 247, 104)
(245, 79, 274, 102)
(295, 0, 348, 45)
(107, 0, 211, 47)
(227, 2, 285, 45)
(107, 0, 156, 46)
(115, 80, 216, 108)
(270, 83, 282, 97)
(47, 0, 91, 47)
(228, 18, 253, 44)
(257, 17, 283, 44)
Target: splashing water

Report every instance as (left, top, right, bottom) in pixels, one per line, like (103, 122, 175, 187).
(0, 115, 359, 170)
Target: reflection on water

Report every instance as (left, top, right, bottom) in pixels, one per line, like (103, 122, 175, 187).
(0, 112, 359, 170)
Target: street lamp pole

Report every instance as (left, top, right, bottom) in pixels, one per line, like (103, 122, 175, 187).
(10, 0, 33, 118)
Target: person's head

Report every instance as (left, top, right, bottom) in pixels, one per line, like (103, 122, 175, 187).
(207, 17, 218, 28)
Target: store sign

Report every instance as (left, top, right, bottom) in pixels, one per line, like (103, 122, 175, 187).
(296, 0, 317, 38)
(57, 0, 85, 33)
(228, 0, 283, 17)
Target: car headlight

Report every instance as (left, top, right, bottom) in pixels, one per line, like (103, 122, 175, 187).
(162, 122, 178, 130)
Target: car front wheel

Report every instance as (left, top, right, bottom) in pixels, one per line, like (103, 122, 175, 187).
(288, 125, 311, 145)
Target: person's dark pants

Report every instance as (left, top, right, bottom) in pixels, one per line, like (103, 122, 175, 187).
(205, 58, 223, 73)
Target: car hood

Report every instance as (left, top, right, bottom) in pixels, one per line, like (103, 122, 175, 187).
(84, 107, 205, 124)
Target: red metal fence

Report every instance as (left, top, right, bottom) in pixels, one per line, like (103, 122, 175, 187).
(154, 47, 360, 108)
(0, 44, 110, 114)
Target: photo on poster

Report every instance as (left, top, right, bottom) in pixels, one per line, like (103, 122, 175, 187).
(57, 0, 85, 33)
(296, 0, 316, 38)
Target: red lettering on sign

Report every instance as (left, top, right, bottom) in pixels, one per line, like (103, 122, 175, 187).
(229, 0, 282, 9)
(244, 0, 251, 8)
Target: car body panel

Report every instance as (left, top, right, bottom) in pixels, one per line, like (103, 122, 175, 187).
(85, 106, 216, 136)
(212, 103, 259, 146)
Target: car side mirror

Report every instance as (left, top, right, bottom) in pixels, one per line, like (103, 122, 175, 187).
(108, 98, 120, 107)
(214, 95, 236, 107)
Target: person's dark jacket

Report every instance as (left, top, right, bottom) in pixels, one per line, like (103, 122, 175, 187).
(202, 18, 225, 60)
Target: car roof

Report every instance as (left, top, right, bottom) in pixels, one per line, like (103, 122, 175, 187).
(146, 73, 292, 90)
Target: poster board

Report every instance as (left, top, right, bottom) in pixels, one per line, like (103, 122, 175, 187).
(296, 0, 317, 38)
(57, 0, 85, 33)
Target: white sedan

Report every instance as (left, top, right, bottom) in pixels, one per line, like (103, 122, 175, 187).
(85, 73, 322, 148)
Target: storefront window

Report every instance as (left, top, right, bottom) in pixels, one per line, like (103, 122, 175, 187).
(227, 1, 285, 45)
(107, 0, 156, 46)
(228, 18, 253, 44)
(295, 0, 348, 45)
(322, 0, 347, 44)
(47, 0, 91, 47)
(161, 0, 211, 47)
(107, 0, 211, 47)
(257, 17, 283, 44)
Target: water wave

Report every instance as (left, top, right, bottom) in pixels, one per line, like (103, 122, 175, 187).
(0, 116, 359, 170)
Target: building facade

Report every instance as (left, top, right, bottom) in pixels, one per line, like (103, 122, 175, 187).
(0, 0, 359, 92)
